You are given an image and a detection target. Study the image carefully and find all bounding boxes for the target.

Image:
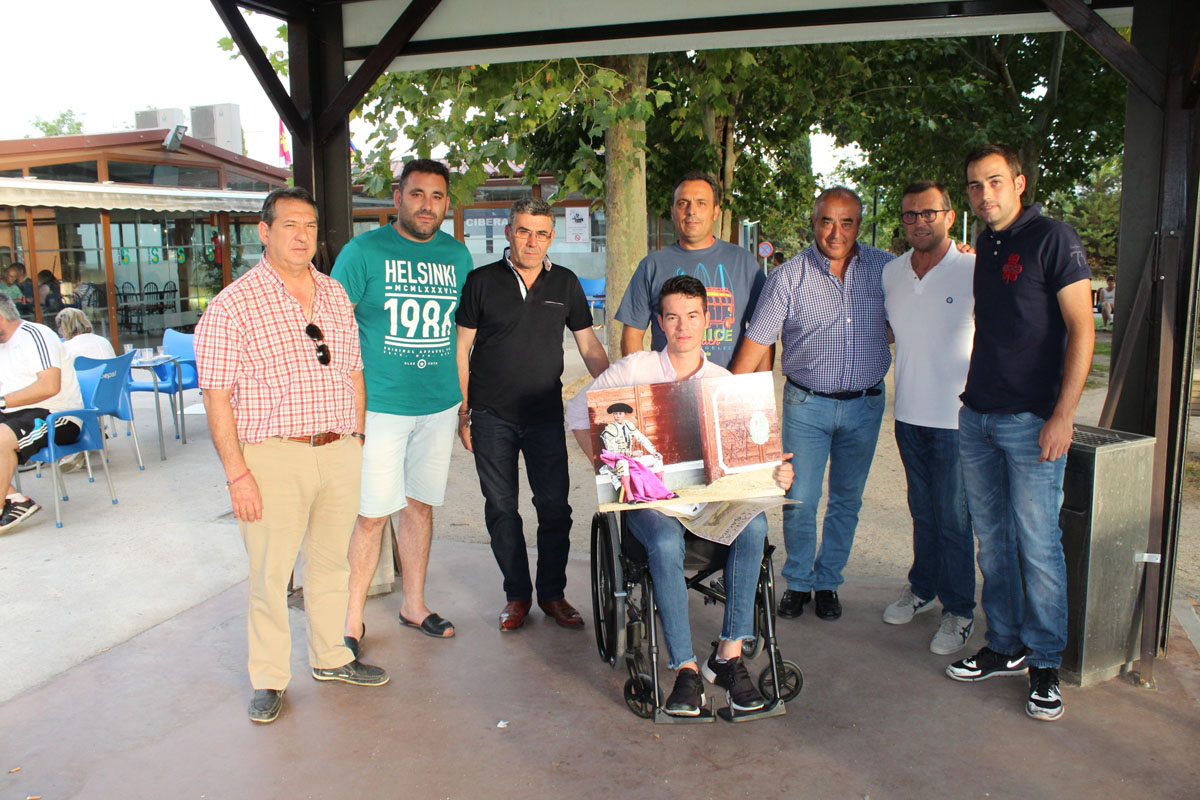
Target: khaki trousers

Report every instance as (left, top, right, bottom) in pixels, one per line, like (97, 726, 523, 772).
(239, 436, 361, 690)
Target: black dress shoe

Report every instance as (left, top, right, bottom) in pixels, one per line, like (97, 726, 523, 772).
(777, 589, 812, 619)
(815, 590, 842, 620)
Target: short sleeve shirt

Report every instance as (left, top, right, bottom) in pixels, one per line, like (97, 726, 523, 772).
(331, 225, 471, 416)
(194, 258, 363, 442)
(456, 258, 593, 424)
(962, 205, 1091, 418)
(0, 321, 83, 413)
(745, 242, 893, 393)
(614, 239, 765, 368)
(883, 247, 975, 429)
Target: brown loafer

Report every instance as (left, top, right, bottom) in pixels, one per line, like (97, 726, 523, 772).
(499, 600, 532, 632)
(538, 598, 585, 629)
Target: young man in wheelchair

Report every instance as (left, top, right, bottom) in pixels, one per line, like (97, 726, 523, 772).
(567, 275, 793, 717)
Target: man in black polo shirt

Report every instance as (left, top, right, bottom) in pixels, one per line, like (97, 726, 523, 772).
(455, 198, 610, 632)
(945, 144, 1094, 724)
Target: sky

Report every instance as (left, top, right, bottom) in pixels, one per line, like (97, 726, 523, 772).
(5, 0, 849, 179)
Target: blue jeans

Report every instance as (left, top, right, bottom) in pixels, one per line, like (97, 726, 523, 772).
(894, 421, 975, 618)
(470, 410, 572, 603)
(626, 509, 767, 670)
(958, 407, 1068, 669)
(781, 382, 885, 592)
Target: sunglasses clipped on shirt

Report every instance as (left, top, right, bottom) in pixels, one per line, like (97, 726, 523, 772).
(305, 323, 331, 365)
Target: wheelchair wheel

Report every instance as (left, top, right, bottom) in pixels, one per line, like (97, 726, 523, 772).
(590, 513, 618, 664)
(759, 658, 803, 702)
(624, 673, 659, 719)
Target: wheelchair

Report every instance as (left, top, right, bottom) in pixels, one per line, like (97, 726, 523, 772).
(590, 510, 803, 723)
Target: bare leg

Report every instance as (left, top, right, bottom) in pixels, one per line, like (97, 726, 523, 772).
(0, 424, 21, 496)
(396, 499, 453, 636)
(344, 514, 388, 639)
(716, 639, 744, 660)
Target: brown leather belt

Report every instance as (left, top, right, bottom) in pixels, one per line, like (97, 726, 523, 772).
(285, 431, 343, 446)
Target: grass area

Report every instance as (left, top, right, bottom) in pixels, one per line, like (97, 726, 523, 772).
(1090, 362, 1110, 373)
(1095, 341, 1111, 356)
(1085, 379, 1106, 390)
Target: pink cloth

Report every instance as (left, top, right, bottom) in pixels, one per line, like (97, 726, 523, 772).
(600, 450, 676, 503)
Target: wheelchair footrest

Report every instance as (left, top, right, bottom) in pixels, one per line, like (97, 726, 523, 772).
(717, 698, 786, 723)
(653, 707, 716, 724)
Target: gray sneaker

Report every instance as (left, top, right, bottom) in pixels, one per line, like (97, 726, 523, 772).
(883, 586, 934, 625)
(312, 659, 389, 686)
(929, 613, 974, 655)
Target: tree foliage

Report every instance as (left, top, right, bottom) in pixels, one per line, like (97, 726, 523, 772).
(821, 32, 1127, 224)
(1045, 155, 1122, 278)
(217, 17, 289, 76)
(29, 110, 84, 137)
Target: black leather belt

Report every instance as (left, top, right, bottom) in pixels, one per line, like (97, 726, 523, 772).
(787, 377, 882, 401)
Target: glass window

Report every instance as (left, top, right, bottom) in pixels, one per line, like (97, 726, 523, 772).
(226, 172, 272, 191)
(462, 207, 509, 268)
(0, 169, 22, 178)
(231, 219, 262, 279)
(473, 184, 532, 203)
(28, 161, 98, 183)
(107, 161, 220, 188)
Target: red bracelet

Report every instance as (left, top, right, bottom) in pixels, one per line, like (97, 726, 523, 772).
(226, 469, 251, 488)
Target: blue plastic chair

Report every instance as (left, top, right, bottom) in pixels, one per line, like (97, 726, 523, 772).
(76, 354, 143, 471)
(129, 328, 198, 445)
(25, 352, 129, 527)
(579, 277, 606, 324)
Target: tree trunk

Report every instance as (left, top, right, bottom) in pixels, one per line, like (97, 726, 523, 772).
(718, 109, 737, 242)
(602, 54, 649, 358)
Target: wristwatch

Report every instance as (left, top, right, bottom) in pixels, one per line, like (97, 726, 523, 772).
(0, 396, 7, 410)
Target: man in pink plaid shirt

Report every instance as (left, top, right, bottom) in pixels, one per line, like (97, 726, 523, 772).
(195, 187, 389, 724)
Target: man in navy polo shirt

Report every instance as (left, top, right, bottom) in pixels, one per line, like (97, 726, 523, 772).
(455, 198, 610, 633)
(731, 187, 893, 622)
(944, 144, 1094, 723)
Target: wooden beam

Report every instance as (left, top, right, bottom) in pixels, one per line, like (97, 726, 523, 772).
(1184, 39, 1200, 109)
(209, 0, 306, 135)
(1040, 0, 1166, 108)
(316, 0, 443, 144)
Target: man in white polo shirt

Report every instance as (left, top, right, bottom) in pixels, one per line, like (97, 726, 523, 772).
(880, 180, 977, 655)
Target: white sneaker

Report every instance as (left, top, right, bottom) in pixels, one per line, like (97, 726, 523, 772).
(930, 613, 974, 655)
(882, 586, 934, 625)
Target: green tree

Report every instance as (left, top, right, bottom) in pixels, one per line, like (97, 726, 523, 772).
(29, 110, 84, 137)
(821, 32, 1127, 225)
(1045, 155, 1122, 278)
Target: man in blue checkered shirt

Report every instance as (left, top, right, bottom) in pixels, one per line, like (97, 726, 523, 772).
(731, 187, 892, 622)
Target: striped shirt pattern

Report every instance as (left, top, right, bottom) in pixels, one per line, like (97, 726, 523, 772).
(745, 242, 893, 393)
(195, 257, 363, 443)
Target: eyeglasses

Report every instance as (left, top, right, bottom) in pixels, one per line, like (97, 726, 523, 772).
(512, 227, 552, 242)
(900, 209, 951, 224)
(305, 323, 330, 366)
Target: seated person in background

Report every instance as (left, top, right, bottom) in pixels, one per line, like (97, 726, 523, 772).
(1, 267, 25, 302)
(56, 308, 116, 365)
(567, 275, 793, 717)
(0, 294, 84, 531)
(38, 270, 64, 313)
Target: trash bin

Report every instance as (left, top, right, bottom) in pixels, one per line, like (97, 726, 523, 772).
(1059, 424, 1155, 687)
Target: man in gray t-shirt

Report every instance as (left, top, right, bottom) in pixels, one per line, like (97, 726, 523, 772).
(615, 171, 768, 370)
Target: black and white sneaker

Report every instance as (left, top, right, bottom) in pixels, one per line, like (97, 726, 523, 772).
(664, 669, 706, 717)
(1026, 667, 1064, 721)
(0, 497, 42, 533)
(945, 646, 1028, 682)
(701, 649, 765, 712)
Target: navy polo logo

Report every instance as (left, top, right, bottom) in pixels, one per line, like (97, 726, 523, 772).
(946, 297, 954, 303)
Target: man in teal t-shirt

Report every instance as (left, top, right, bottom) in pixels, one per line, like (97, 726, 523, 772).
(332, 159, 471, 648)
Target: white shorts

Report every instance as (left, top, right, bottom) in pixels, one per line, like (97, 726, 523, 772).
(359, 404, 459, 517)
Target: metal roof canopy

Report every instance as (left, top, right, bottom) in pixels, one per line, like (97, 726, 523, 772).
(213, 0, 1200, 684)
(0, 177, 268, 214)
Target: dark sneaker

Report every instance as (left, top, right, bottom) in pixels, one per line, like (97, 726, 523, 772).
(0, 497, 41, 533)
(1026, 667, 1064, 721)
(664, 669, 706, 717)
(701, 650, 765, 712)
(814, 590, 842, 620)
(312, 659, 389, 686)
(946, 646, 1029, 682)
(777, 589, 812, 619)
(248, 689, 283, 723)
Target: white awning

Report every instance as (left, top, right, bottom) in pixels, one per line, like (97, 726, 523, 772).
(0, 177, 268, 214)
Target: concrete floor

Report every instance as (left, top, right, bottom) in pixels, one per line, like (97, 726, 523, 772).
(3, 543, 1198, 799)
(2, 330, 1199, 798)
